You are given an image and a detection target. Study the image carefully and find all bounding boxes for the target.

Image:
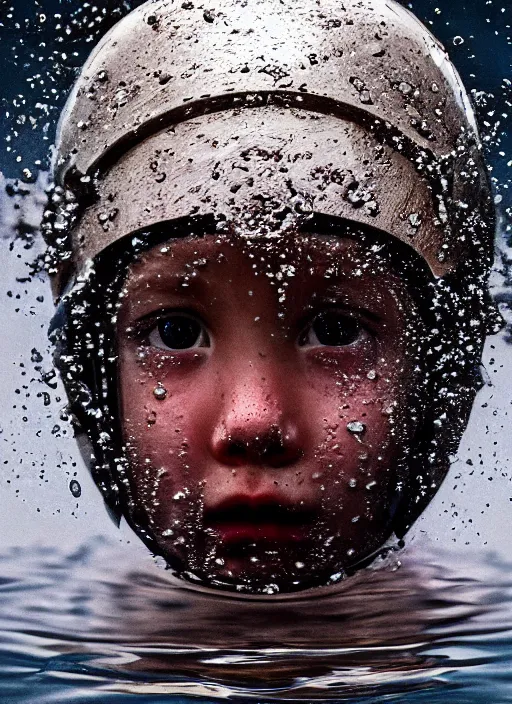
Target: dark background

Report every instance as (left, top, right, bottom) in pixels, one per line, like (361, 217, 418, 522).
(0, 0, 510, 238)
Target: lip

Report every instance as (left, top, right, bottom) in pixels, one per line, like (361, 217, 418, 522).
(204, 493, 315, 545)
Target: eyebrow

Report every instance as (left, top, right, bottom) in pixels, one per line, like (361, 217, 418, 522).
(127, 268, 209, 298)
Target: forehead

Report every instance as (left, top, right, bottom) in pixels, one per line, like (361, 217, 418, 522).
(123, 230, 406, 291)
(118, 231, 417, 338)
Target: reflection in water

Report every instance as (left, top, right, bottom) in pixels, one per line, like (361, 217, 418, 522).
(0, 538, 510, 702)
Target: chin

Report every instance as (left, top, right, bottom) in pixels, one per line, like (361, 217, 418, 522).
(155, 535, 379, 594)
(134, 506, 397, 594)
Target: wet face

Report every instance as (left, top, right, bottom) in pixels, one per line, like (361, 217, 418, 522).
(116, 231, 423, 592)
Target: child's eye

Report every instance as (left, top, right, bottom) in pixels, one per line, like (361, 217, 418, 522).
(148, 314, 210, 350)
(299, 312, 363, 347)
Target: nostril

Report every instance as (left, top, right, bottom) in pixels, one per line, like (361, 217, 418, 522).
(226, 439, 247, 458)
(260, 434, 285, 459)
(262, 440, 283, 458)
(211, 419, 304, 468)
(262, 431, 304, 468)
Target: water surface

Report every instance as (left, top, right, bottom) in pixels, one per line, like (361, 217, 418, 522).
(0, 538, 510, 703)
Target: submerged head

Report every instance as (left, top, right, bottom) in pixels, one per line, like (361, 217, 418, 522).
(116, 226, 428, 590)
(45, 0, 498, 592)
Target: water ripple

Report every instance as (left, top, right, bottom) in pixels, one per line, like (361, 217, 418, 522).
(0, 539, 510, 702)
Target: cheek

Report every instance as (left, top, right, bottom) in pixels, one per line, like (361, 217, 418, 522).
(305, 381, 409, 555)
(118, 347, 212, 500)
(303, 354, 412, 502)
(308, 380, 399, 467)
(303, 333, 408, 426)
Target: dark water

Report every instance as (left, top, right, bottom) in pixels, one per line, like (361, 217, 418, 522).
(0, 539, 510, 703)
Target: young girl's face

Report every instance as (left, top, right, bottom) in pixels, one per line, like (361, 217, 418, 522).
(117, 231, 423, 591)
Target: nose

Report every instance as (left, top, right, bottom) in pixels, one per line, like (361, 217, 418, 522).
(210, 363, 305, 469)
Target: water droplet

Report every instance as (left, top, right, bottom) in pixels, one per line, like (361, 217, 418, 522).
(69, 480, 81, 498)
(329, 572, 344, 583)
(398, 81, 413, 95)
(409, 213, 422, 228)
(31, 348, 43, 364)
(453, 36, 464, 46)
(153, 385, 167, 400)
(347, 420, 366, 434)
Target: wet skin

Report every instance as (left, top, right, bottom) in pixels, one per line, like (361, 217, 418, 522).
(117, 231, 423, 592)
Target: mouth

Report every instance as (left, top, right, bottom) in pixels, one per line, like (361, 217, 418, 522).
(204, 495, 316, 546)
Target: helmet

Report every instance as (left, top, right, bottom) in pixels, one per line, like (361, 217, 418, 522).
(47, 0, 494, 295)
(45, 0, 497, 554)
